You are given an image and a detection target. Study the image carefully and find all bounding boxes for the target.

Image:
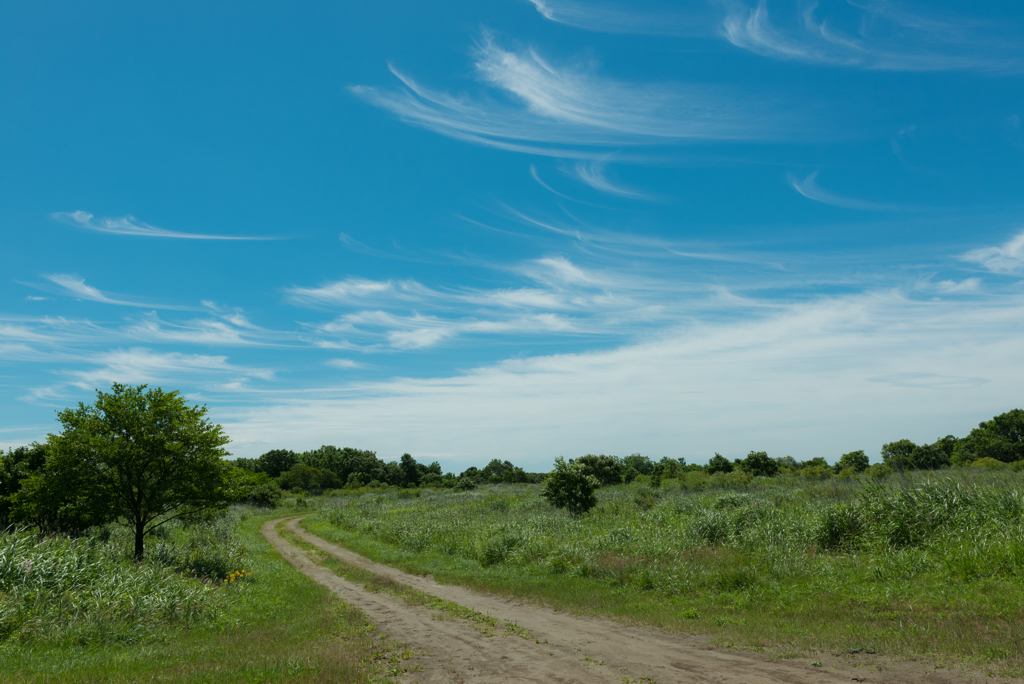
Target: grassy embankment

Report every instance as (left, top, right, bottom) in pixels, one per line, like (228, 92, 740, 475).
(304, 469, 1024, 676)
(1, 504, 400, 683)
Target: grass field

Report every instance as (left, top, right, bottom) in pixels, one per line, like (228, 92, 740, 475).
(1, 506, 394, 683)
(305, 469, 1024, 676)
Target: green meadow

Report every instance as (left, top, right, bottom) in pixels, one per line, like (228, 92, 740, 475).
(0, 505, 402, 683)
(304, 468, 1024, 676)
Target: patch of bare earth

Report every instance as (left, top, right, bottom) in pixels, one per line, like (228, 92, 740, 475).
(263, 518, 1022, 684)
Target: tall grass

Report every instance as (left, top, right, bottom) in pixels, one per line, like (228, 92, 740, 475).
(0, 512, 253, 646)
(310, 469, 1024, 671)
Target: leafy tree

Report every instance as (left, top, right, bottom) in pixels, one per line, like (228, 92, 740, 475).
(621, 453, 654, 476)
(706, 453, 733, 474)
(774, 456, 798, 471)
(15, 384, 232, 560)
(301, 446, 383, 483)
(541, 457, 599, 516)
(255, 449, 299, 478)
(881, 439, 918, 471)
(907, 441, 952, 470)
(399, 453, 421, 487)
(741, 450, 779, 477)
(952, 409, 1024, 465)
(233, 469, 282, 507)
(231, 457, 257, 471)
(0, 443, 48, 523)
(575, 454, 622, 485)
(836, 450, 869, 473)
(420, 473, 443, 487)
(799, 457, 829, 470)
(459, 466, 482, 482)
(278, 464, 338, 491)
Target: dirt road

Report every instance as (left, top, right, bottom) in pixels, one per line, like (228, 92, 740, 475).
(263, 517, 1014, 684)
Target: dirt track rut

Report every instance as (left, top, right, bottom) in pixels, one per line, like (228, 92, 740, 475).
(263, 517, 1009, 684)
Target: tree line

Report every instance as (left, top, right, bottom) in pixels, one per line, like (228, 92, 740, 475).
(232, 448, 547, 492)
(2, 382, 1020, 554)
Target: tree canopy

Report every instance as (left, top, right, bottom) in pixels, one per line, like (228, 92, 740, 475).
(15, 383, 233, 559)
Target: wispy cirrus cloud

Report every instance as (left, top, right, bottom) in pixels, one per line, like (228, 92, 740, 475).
(722, 0, 1024, 72)
(41, 274, 196, 310)
(526, 0, 712, 36)
(350, 31, 786, 158)
(571, 159, 647, 198)
(788, 171, 900, 211)
(52, 211, 274, 240)
(63, 347, 274, 390)
(961, 229, 1024, 274)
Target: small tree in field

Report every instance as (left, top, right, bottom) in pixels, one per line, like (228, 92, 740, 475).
(15, 383, 233, 560)
(541, 457, 599, 516)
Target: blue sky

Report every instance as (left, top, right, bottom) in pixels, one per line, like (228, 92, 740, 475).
(2, 0, 1023, 470)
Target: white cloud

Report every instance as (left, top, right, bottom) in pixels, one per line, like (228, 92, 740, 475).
(326, 358, 361, 369)
(788, 171, 900, 211)
(350, 31, 784, 157)
(961, 230, 1024, 274)
(220, 289, 1024, 466)
(52, 211, 272, 240)
(526, 0, 712, 37)
(572, 159, 647, 198)
(63, 348, 274, 390)
(42, 273, 195, 310)
(723, 0, 1024, 73)
(286, 278, 435, 307)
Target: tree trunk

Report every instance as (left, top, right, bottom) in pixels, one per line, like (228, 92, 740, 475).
(134, 521, 145, 561)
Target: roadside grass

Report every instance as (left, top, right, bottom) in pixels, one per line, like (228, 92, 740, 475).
(304, 470, 1024, 677)
(276, 520, 532, 640)
(1, 507, 394, 683)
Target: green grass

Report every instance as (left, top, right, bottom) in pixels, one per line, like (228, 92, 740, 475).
(304, 469, 1024, 676)
(0, 507, 396, 683)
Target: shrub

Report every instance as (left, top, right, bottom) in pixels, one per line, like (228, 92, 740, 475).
(541, 457, 599, 516)
(575, 454, 623, 485)
(865, 463, 893, 479)
(801, 465, 832, 480)
(971, 457, 1008, 470)
(706, 453, 733, 474)
(837, 450, 870, 472)
(741, 451, 779, 477)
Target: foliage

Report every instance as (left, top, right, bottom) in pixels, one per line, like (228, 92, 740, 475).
(739, 450, 778, 477)
(255, 449, 300, 478)
(880, 438, 918, 471)
(953, 409, 1024, 465)
(706, 453, 733, 474)
(541, 457, 599, 516)
(12, 384, 232, 560)
(575, 454, 623, 485)
(0, 444, 47, 524)
(233, 470, 282, 507)
(279, 464, 339, 492)
(620, 453, 654, 475)
(836, 449, 869, 472)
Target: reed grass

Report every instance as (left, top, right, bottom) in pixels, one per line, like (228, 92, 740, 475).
(306, 469, 1024, 675)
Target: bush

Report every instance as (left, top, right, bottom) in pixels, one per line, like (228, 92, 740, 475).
(865, 463, 893, 479)
(575, 454, 623, 485)
(837, 450, 870, 472)
(971, 457, 1008, 470)
(706, 453, 733, 474)
(541, 457, 599, 516)
(741, 451, 779, 477)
